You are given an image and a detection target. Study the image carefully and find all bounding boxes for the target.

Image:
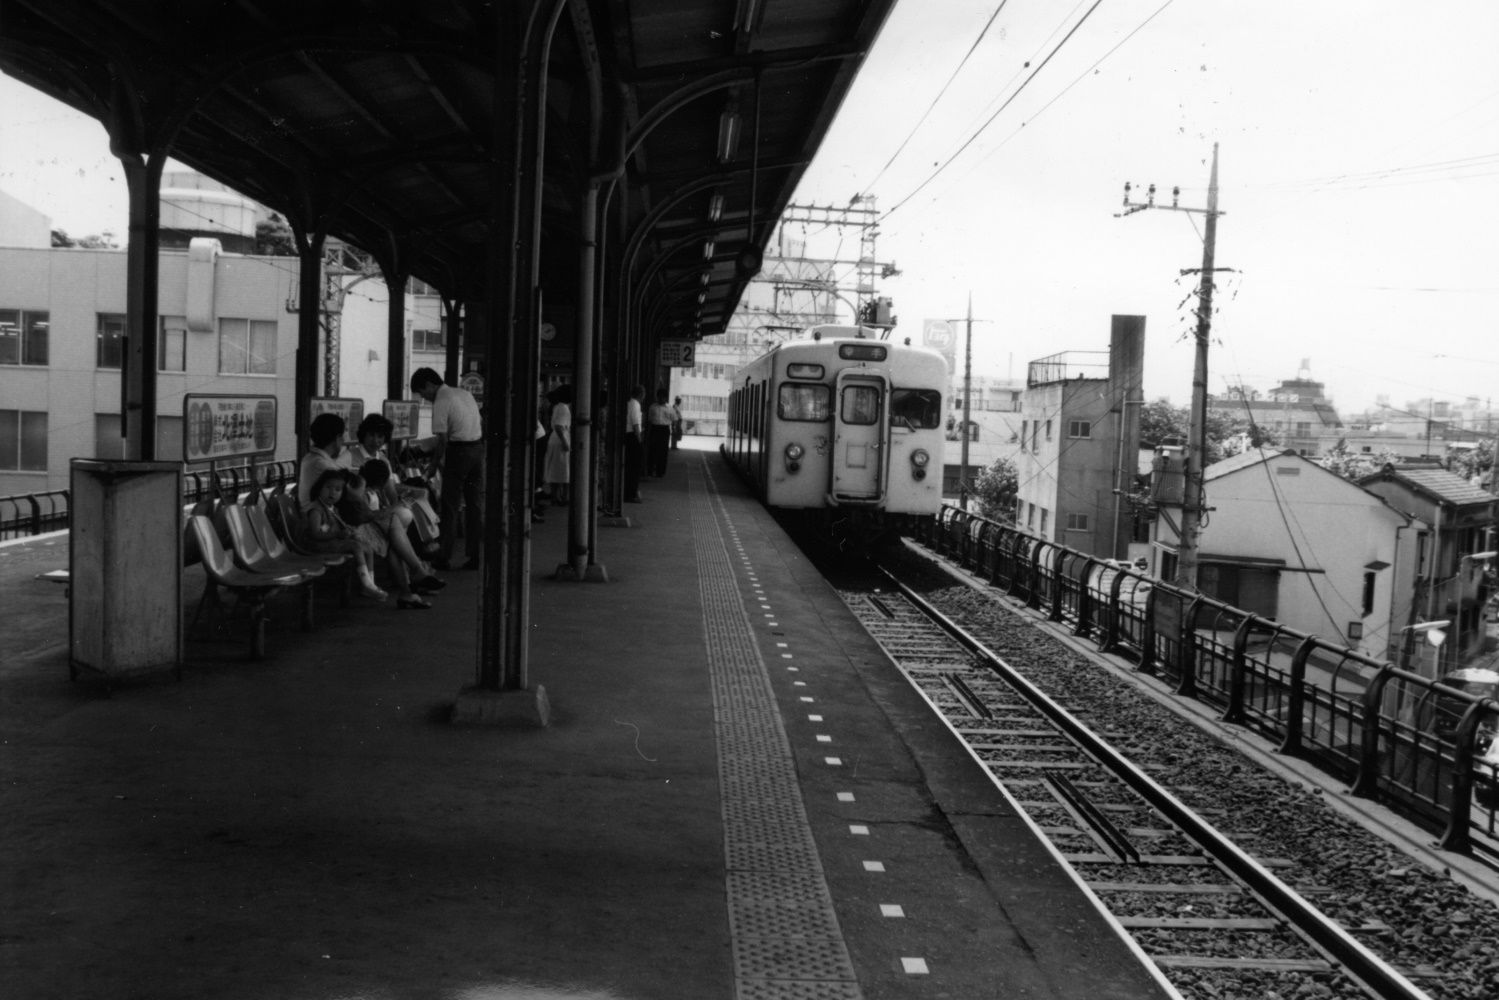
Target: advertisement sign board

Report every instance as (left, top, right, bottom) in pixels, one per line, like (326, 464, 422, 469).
(382, 400, 422, 442)
(310, 397, 365, 430)
(182, 394, 278, 463)
(923, 319, 955, 370)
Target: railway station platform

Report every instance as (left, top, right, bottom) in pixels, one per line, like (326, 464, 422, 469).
(0, 437, 1174, 1000)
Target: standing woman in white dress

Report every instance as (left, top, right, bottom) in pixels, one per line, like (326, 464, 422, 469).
(544, 384, 573, 505)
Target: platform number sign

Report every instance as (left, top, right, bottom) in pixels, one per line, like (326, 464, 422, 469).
(659, 340, 695, 368)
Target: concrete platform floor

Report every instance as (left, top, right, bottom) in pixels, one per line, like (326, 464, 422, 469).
(0, 438, 1171, 1000)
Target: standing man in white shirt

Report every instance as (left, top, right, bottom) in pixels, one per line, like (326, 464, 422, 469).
(410, 367, 484, 570)
(623, 384, 645, 503)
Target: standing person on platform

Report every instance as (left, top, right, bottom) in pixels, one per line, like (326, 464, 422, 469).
(544, 384, 573, 506)
(410, 367, 484, 572)
(671, 396, 684, 450)
(623, 384, 644, 503)
(646, 388, 674, 477)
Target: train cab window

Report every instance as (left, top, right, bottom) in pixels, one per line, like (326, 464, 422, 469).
(779, 384, 831, 421)
(840, 385, 882, 425)
(890, 389, 941, 429)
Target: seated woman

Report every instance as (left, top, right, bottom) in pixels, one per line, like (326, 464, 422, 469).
(344, 415, 442, 570)
(301, 468, 386, 601)
(338, 467, 436, 610)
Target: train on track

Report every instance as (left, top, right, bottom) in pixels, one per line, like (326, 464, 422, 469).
(722, 327, 948, 539)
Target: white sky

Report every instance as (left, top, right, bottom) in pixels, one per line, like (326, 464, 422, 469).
(2, 0, 1497, 414)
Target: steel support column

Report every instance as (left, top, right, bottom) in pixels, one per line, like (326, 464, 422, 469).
(118, 155, 164, 460)
(564, 181, 602, 579)
(291, 224, 327, 460)
(383, 259, 407, 403)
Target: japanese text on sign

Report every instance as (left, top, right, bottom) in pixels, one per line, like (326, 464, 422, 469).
(383, 400, 422, 441)
(659, 340, 695, 367)
(182, 395, 278, 462)
(310, 397, 365, 430)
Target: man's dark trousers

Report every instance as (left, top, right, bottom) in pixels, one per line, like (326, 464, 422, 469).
(439, 441, 484, 565)
(624, 434, 644, 500)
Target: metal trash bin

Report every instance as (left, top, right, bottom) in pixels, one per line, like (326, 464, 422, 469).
(69, 459, 183, 683)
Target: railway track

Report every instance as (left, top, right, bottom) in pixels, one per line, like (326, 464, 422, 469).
(842, 566, 1435, 1000)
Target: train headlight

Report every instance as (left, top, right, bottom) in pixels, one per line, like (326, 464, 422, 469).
(910, 448, 929, 480)
(784, 442, 804, 473)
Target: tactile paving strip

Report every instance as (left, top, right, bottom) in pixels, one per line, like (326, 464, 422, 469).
(692, 460, 864, 1000)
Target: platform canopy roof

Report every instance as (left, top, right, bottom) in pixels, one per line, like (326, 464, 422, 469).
(0, 0, 894, 343)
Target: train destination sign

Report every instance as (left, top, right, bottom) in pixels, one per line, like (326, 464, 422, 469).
(310, 396, 365, 430)
(383, 400, 422, 441)
(182, 394, 278, 463)
(659, 340, 695, 367)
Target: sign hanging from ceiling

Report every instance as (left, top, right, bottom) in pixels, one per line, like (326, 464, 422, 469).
(659, 340, 695, 368)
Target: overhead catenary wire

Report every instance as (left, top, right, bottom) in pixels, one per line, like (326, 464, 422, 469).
(881, 0, 1111, 222)
(859, 1, 1013, 197)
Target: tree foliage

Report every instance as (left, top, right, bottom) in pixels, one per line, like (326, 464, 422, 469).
(1448, 439, 1494, 482)
(971, 456, 1018, 523)
(1136, 396, 1276, 463)
(1318, 440, 1399, 481)
(254, 214, 297, 256)
(51, 228, 118, 248)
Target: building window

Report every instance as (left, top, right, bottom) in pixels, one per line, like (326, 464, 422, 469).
(1026, 503, 1035, 529)
(97, 314, 126, 369)
(1039, 508, 1049, 536)
(0, 409, 48, 470)
(159, 317, 187, 372)
(1020, 420, 1028, 450)
(1044, 419, 1053, 441)
(0, 309, 50, 366)
(219, 318, 277, 375)
(1066, 512, 1090, 531)
(1031, 422, 1039, 450)
(1068, 420, 1092, 439)
(1361, 571, 1376, 617)
(411, 328, 445, 352)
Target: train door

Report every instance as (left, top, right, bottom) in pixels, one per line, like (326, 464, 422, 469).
(831, 371, 886, 502)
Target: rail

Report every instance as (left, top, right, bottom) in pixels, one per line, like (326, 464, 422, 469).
(0, 461, 299, 541)
(878, 568, 1432, 1000)
(909, 503, 1499, 856)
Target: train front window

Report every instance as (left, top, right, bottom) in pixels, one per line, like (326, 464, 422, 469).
(779, 384, 831, 421)
(840, 385, 881, 425)
(890, 389, 941, 429)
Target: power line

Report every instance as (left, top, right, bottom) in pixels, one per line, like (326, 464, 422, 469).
(882, 0, 1109, 221)
(860, 1, 1012, 196)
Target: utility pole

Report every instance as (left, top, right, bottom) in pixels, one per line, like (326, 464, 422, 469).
(1118, 143, 1225, 590)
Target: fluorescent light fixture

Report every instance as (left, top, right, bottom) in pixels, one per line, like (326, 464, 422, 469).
(703, 241, 716, 260)
(697, 291, 707, 305)
(734, 0, 760, 31)
(700, 271, 711, 286)
(717, 110, 740, 163)
(707, 193, 724, 222)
